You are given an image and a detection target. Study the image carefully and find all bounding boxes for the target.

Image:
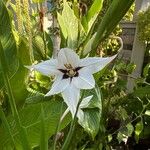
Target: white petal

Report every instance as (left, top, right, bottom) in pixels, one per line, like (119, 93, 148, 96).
(80, 95, 93, 108)
(27, 59, 59, 76)
(80, 55, 117, 74)
(62, 83, 80, 118)
(45, 76, 70, 96)
(72, 72, 95, 89)
(57, 48, 80, 68)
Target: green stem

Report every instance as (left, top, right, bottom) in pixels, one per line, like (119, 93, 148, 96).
(40, 104, 48, 150)
(0, 105, 16, 148)
(52, 101, 64, 150)
(0, 40, 31, 150)
(61, 91, 85, 150)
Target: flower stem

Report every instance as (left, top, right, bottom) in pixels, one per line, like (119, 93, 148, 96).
(61, 91, 85, 150)
(40, 103, 48, 150)
(52, 101, 64, 150)
(0, 40, 31, 150)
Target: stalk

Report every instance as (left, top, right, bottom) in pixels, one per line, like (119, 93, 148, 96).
(52, 101, 64, 150)
(15, 0, 23, 34)
(40, 104, 48, 150)
(0, 40, 31, 150)
(22, 0, 34, 62)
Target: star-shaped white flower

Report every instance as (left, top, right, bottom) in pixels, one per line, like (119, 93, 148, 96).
(43, 17, 52, 33)
(28, 48, 116, 117)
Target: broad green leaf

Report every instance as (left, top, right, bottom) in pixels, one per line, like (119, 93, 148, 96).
(10, 38, 31, 105)
(117, 123, 134, 143)
(79, 109, 101, 140)
(57, 13, 68, 39)
(78, 87, 102, 139)
(87, 0, 103, 22)
(91, 0, 135, 55)
(0, 0, 18, 89)
(0, 99, 71, 149)
(0, 1, 29, 106)
(82, 0, 103, 32)
(135, 120, 143, 143)
(134, 86, 150, 98)
(57, 1, 78, 49)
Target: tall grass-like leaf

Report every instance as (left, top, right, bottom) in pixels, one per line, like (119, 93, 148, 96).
(91, 0, 135, 56)
(0, 40, 31, 150)
(0, 1, 31, 105)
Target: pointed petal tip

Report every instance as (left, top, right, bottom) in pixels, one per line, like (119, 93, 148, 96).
(45, 92, 51, 97)
(24, 65, 33, 71)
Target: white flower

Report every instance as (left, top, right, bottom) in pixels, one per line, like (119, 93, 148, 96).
(28, 48, 116, 117)
(43, 17, 52, 33)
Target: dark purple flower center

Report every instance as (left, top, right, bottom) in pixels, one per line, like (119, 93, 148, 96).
(59, 67, 82, 79)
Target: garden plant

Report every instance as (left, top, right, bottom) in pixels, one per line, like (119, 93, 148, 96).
(0, 0, 150, 149)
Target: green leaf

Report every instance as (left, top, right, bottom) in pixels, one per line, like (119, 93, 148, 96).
(87, 0, 103, 22)
(0, 0, 18, 89)
(117, 123, 134, 144)
(82, 0, 103, 32)
(145, 110, 150, 116)
(0, 1, 30, 106)
(78, 87, 102, 139)
(83, 33, 96, 55)
(134, 86, 150, 98)
(91, 0, 134, 55)
(0, 99, 71, 149)
(143, 63, 150, 78)
(135, 120, 143, 143)
(10, 38, 31, 105)
(57, 1, 78, 49)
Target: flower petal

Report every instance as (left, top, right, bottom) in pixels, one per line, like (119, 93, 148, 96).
(62, 83, 80, 118)
(57, 48, 80, 68)
(27, 59, 59, 76)
(72, 71, 95, 89)
(80, 55, 117, 74)
(45, 75, 70, 96)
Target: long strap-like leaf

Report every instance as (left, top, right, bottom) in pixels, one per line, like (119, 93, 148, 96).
(91, 0, 135, 56)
